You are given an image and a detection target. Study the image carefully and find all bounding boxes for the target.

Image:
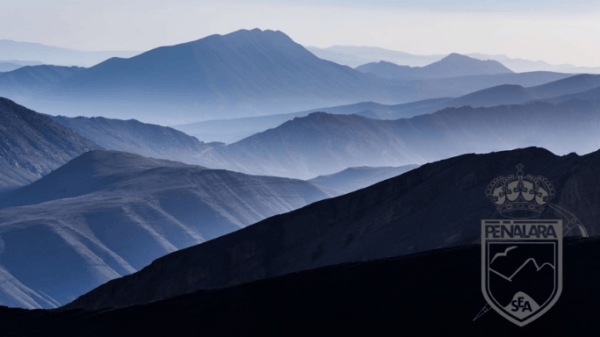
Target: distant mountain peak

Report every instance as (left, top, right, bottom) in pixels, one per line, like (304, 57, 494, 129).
(356, 52, 513, 80)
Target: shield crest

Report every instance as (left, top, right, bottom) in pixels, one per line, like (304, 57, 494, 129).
(481, 219, 562, 327)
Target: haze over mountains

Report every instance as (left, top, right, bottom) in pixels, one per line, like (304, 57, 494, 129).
(307, 45, 445, 68)
(356, 53, 514, 80)
(50, 115, 217, 165)
(183, 99, 600, 179)
(0, 61, 44, 73)
(308, 165, 419, 195)
(0, 30, 385, 123)
(3, 26, 600, 333)
(0, 29, 580, 126)
(173, 71, 574, 143)
(309, 45, 600, 74)
(0, 150, 332, 309)
(0, 40, 140, 67)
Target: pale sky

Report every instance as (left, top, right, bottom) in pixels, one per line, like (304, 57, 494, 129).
(2, 0, 600, 66)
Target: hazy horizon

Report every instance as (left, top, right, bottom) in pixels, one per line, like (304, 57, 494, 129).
(2, 0, 600, 67)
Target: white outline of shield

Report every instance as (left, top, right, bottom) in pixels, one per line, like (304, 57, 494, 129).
(481, 219, 563, 327)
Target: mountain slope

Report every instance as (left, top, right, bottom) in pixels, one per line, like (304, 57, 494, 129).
(0, 30, 569, 125)
(193, 100, 600, 179)
(356, 53, 513, 80)
(51, 115, 218, 164)
(444, 74, 600, 108)
(65, 146, 600, 310)
(0, 150, 333, 309)
(0, 97, 100, 190)
(0, 62, 23, 72)
(3, 237, 599, 336)
(0, 29, 386, 123)
(308, 165, 419, 194)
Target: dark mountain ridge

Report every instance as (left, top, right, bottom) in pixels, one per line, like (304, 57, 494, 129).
(65, 146, 600, 310)
(4, 233, 597, 335)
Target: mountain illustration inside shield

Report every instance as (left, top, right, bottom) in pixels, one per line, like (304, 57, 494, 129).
(488, 244, 556, 310)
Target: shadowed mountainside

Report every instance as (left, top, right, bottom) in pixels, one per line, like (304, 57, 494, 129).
(65, 147, 600, 310)
(2, 236, 599, 336)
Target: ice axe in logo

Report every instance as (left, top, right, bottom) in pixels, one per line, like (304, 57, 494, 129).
(473, 203, 587, 322)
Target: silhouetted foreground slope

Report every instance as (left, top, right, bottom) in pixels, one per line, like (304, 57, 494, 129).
(65, 147, 600, 310)
(1, 236, 598, 336)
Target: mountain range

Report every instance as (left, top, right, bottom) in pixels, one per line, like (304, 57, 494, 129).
(63, 146, 599, 311)
(173, 71, 574, 143)
(0, 150, 333, 309)
(0, 30, 575, 125)
(355, 53, 514, 80)
(0, 30, 385, 123)
(50, 115, 217, 165)
(186, 99, 600, 179)
(308, 45, 600, 74)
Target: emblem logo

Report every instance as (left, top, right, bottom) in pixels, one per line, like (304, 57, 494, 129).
(481, 219, 562, 326)
(478, 164, 563, 327)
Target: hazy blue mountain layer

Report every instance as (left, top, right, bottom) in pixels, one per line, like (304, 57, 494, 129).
(0, 63, 24, 73)
(0, 150, 333, 309)
(308, 165, 419, 194)
(51, 115, 217, 164)
(0, 40, 140, 67)
(191, 99, 600, 179)
(173, 71, 573, 143)
(0, 30, 571, 125)
(307, 44, 600, 74)
(307, 45, 444, 67)
(356, 53, 513, 80)
(0, 97, 100, 190)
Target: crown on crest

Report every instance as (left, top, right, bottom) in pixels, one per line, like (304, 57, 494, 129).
(485, 164, 555, 219)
